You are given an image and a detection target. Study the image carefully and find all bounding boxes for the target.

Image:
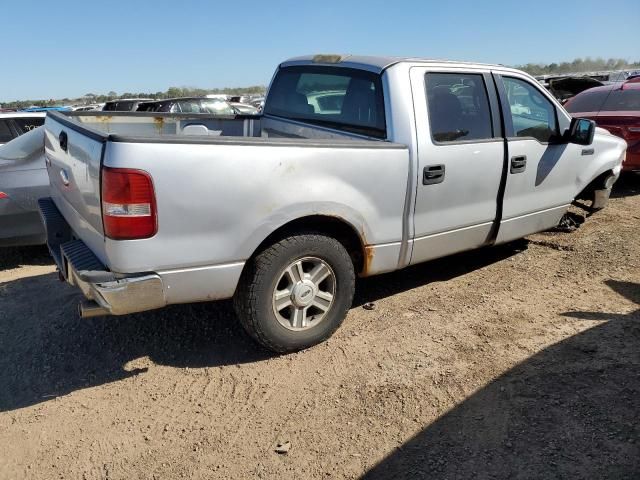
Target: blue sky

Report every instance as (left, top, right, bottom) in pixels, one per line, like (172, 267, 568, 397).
(1, 0, 638, 102)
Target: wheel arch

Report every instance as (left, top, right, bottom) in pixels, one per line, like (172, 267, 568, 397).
(247, 214, 368, 276)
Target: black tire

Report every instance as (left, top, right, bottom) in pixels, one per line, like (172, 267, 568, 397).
(234, 234, 356, 353)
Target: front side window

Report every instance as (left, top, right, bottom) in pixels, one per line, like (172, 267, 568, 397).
(264, 66, 386, 138)
(425, 73, 493, 142)
(503, 77, 558, 142)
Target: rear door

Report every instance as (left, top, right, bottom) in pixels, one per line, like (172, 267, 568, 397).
(410, 67, 505, 264)
(493, 73, 580, 244)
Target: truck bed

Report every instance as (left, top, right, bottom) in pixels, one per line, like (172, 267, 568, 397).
(63, 111, 385, 142)
(43, 112, 410, 289)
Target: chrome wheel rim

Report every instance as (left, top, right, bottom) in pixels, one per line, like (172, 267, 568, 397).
(272, 256, 336, 331)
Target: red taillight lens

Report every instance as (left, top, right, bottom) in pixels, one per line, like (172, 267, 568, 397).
(102, 167, 157, 240)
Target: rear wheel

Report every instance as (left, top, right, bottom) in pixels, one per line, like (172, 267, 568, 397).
(234, 234, 355, 353)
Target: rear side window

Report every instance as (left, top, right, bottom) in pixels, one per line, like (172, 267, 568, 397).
(264, 66, 386, 138)
(600, 89, 640, 111)
(565, 90, 609, 113)
(425, 73, 493, 142)
(103, 101, 136, 111)
(13, 117, 44, 134)
(0, 120, 13, 142)
(503, 77, 558, 143)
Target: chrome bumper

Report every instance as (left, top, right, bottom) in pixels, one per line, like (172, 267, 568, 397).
(38, 197, 166, 316)
(68, 267, 165, 316)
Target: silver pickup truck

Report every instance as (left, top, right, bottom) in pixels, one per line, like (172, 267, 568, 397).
(39, 55, 626, 352)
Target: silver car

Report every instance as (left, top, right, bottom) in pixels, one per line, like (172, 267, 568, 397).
(0, 125, 48, 246)
(39, 55, 626, 352)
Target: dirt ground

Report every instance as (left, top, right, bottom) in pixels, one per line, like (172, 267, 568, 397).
(1, 177, 639, 480)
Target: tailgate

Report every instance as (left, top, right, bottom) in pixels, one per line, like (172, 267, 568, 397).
(44, 112, 107, 259)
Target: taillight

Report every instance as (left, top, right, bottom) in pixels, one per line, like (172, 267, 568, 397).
(101, 167, 157, 240)
(0, 192, 8, 200)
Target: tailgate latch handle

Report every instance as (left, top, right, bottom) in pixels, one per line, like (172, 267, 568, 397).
(59, 131, 68, 152)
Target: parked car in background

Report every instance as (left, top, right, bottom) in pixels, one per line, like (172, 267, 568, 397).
(205, 94, 230, 101)
(250, 97, 265, 111)
(229, 102, 259, 115)
(20, 106, 71, 113)
(548, 77, 604, 103)
(564, 80, 640, 172)
(0, 126, 47, 246)
(137, 97, 237, 115)
(0, 112, 45, 146)
(103, 98, 152, 112)
(39, 54, 625, 353)
(71, 104, 104, 111)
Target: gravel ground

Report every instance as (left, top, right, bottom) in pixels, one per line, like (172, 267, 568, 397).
(0, 176, 639, 479)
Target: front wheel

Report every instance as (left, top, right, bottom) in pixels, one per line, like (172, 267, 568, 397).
(234, 234, 356, 353)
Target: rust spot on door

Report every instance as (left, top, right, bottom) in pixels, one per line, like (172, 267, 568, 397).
(153, 117, 165, 133)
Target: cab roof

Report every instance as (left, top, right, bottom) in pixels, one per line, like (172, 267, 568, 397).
(281, 54, 504, 74)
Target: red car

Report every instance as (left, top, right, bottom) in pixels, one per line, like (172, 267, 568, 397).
(564, 80, 640, 172)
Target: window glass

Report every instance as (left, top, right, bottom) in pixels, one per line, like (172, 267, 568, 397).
(13, 117, 44, 134)
(425, 73, 493, 142)
(264, 66, 386, 138)
(103, 101, 136, 111)
(0, 120, 13, 142)
(564, 90, 608, 113)
(503, 77, 558, 142)
(177, 100, 203, 113)
(600, 89, 640, 112)
(201, 100, 235, 115)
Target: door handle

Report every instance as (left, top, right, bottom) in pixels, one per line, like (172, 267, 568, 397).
(59, 131, 68, 152)
(423, 164, 446, 185)
(510, 155, 527, 174)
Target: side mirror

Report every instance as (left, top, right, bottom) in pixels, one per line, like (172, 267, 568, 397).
(567, 117, 595, 145)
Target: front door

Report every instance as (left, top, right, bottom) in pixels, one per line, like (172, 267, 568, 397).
(410, 67, 505, 264)
(493, 73, 581, 244)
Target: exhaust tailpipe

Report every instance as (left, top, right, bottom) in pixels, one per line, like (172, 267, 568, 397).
(78, 301, 109, 319)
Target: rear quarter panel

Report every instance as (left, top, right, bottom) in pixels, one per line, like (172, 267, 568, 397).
(101, 141, 409, 274)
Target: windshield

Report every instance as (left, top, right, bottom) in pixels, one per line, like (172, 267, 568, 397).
(264, 66, 386, 138)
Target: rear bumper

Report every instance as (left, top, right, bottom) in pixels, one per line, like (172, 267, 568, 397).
(38, 197, 244, 316)
(38, 197, 166, 315)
